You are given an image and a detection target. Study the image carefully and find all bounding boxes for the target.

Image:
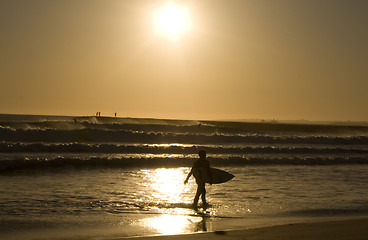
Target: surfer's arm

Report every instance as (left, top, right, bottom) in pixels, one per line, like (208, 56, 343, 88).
(184, 169, 193, 184)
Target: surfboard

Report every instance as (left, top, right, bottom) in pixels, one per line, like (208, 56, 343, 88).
(194, 168, 235, 184)
(209, 168, 235, 184)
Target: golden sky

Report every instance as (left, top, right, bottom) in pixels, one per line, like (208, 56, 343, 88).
(1, 0, 367, 121)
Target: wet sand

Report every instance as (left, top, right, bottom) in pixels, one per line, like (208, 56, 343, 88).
(120, 217, 368, 240)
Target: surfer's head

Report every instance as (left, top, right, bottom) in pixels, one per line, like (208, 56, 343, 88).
(198, 150, 206, 159)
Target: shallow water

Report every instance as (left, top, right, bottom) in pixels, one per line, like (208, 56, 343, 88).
(1, 165, 368, 239)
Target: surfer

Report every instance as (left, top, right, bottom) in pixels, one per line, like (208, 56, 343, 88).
(184, 150, 213, 209)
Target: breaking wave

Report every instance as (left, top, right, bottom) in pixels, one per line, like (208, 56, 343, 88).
(1, 114, 368, 173)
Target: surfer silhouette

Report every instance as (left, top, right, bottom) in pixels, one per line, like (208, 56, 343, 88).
(184, 150, 213, 210)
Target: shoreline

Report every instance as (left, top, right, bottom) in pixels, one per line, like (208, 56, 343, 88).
(117, 216, 368, 240)
(1, 212, 367, 240)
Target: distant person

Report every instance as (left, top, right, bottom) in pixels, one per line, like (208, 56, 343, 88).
(115, 113, 117, 118)
(184, 150, 213, 210)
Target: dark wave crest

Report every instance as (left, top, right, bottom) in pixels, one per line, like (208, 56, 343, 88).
(1, 142, 368, 155)
(1, 155, 367, 173)
(2, 126, 368, 145)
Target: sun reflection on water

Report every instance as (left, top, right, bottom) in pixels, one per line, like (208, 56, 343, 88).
(124, 168, 217, 235)
(141, 168, 192, 203)
(136, 168, 211, 235)
(146, 143, 194, 148)
(140, 214, 206, 235)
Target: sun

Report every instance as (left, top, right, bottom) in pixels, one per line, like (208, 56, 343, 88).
(155, 3, 190, 38)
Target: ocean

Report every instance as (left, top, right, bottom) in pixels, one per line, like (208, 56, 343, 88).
(1, 114, 368, 239)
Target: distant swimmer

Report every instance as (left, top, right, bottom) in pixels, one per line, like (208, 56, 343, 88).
(184, 150, 213, 210)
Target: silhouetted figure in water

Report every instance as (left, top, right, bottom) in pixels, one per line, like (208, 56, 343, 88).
(115, 113, 117, 118)
(184, 150, 213, 210)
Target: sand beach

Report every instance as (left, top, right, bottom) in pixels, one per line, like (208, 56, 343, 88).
(120, 217, 368, 240)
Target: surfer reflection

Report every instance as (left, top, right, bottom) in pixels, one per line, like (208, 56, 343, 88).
(184, 150, 213, 210)
(195, 216, 207, 232)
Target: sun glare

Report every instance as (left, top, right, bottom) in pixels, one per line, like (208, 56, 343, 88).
(155, 3, 190, 38)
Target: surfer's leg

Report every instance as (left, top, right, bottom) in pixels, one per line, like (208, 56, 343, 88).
(194, 183, 205, 207)
(201, 186, 208, 205)
(193, 184, 201, 207)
